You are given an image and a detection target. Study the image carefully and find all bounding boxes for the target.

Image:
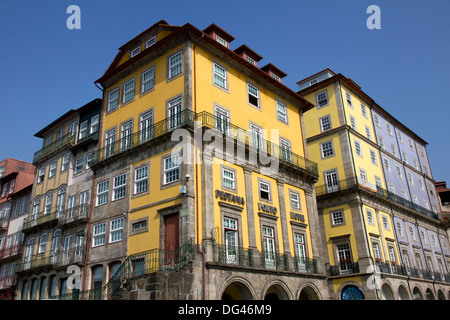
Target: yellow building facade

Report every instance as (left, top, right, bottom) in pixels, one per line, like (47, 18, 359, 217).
(298, 69, 450, 300)
(89, 20, 328, 300)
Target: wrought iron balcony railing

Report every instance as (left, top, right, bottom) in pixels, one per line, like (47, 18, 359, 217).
(22, 210, 58, 232)
(315, 177, 439, 220)
(212, 243, 319, 275)
(328, 261, 360, 276)
(0, 244, 23, 260)
(51, 247, 85, 268)
(57, 204, 89, 226)
(50, 238, 196, 300)
(90, 110, 196, 167)
(33, 132, 76, 165)
(16, 253, 52, 273)
(89, 110, 319, 178)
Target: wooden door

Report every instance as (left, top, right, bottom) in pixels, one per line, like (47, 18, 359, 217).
(164, 213, 179, 266)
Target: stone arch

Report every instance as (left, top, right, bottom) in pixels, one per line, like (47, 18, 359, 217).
(437, 289, 446, 300)
(261, 279, 292, 300)
(336, 282, 365, 300)
(381, 283, 395, 300)
(397, 284, 411, 300)
(218, 277, 256, 300)
(297, 283, 321, 300)
(412, 287, 423, 300)
(425, 288, 435, 300)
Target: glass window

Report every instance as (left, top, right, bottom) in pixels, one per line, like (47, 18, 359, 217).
(168, 51, 183, 78)
(321, 141, 334, 158)
(93, 222, 106, 247)
(276, 100, 288, 123)
(113, 173, 126, 201)
(163, 154, 179, 185)
(61, 153, 70, 172)
(247, 83, 259, 108)
(49, 160, 57, 178)
(222, 168, 235, 189)
(259, 181, 271, 201)
(290, 191, 301, 210)
(96, 180, 109, 206)
(316, 90, 328, 108)
(134, 166, 148, 194)
(107, 88, 119, 112)
(141, 67, 155, 93)
(213, 63, 227, 89)
(332, 211, 344, 225)
(110, 218, 124, 243)
(122, 78, 135, 104)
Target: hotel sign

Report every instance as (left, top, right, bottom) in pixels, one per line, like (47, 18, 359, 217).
(215, 190, 245, 206)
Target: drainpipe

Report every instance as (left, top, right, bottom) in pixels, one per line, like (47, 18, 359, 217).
(193, 32, 206, 300)
(82, 92, 104, 294)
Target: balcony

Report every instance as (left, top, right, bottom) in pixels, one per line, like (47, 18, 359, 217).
(328, 261, 360, 276)
(0, 275, 17, 290)
(33, 132, 76, 165)
(90, 110, 318, 178)
(22, 211, 58, 233)
(211, 244, 319, 275)
(16, 253, 52, 273)
(58, 204, 89, 227)
(51, 247, 85, 269)
(315, 177, 439, 220)
(0, 244, 23, 260)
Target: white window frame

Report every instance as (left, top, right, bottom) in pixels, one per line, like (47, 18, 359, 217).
(112, 173, 126, 201)
(354, 140, 362, 157)
(90, 114, 99, 134)
(92, 222, 106, 247)
(134, 165, 148, 195)
(96, 180, 109, 206)
(145, 36, 156, 48)
(315, 90, 328, 108)
(213, 62, 228, 90)
(74, 157, 83, 175)
(130, 46, 140, 58)
(320, 115, 332, 132)
(168, 51, 183, 79)
(320, 140, 335, 158)
(331, 211, 345, 226)
(122, 78, 135, 104)
(49, 160, 57, 178)
(259, 181, 271, 202)
(276, 100, 288, 123)
(222, 168, 235, 190)
(247, 82, 260, 108)
(61, 153, 70, 172)
(141, 67, 155, 94)
(109, 217, 124, 243)
(290, 191, 301, 211)
(163, 154, 180, 185)
(79, 120, 88, 139)
(107, 88, 119, 112)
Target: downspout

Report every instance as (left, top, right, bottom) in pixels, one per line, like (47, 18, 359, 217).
(338, 80, 378, 298)
(193, 33, 206, 300)
(82, 89, 104, 294)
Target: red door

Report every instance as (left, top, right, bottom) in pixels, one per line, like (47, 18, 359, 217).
(164, 213, 179, 266)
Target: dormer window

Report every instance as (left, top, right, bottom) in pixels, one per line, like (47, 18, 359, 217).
(234, 45, 262, 67)
(203, 23, 235, 49)
(246, 55, 256, 66)
(145, 36, 156, 48)
(215, 35, 228, 47)
(130, 46, 141, 58)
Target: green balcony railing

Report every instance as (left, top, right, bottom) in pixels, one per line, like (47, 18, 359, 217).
(89, 110, 318, 178)
(33, 132, 76, 165)
(196, 111, 319, 177)
(212, 244, 254, 267)
(50, 238, 196, 300)
(22, 211, 58, 232)
(89, 110, 196, 167)
(315, 177, 439, 220)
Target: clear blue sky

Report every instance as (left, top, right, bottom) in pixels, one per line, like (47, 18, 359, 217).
(1, 0, 449, 181)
